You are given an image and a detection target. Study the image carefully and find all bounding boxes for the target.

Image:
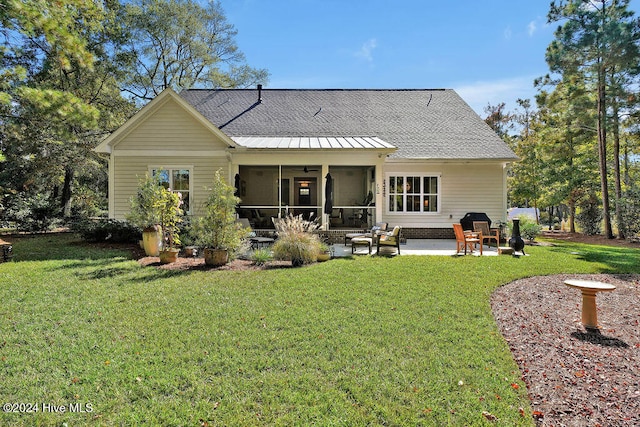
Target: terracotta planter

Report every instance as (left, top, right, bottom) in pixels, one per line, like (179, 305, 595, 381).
(142, 226, 163, 256)
(183, 246, 198, 258)
(159, 248, 179, 264)
(204, 248, 228, 266)
(317, 252, 331, 262)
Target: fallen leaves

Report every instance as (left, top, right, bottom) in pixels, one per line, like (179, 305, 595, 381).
(482, 411, 498, 421)
(532, 410, 544, 420)
(482, 411, 497, 421)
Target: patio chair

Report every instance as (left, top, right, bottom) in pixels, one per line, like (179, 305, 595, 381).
(237, 218, 274, 249)
(329, 208, 343, 226)
(376, 225, 402, 255)
(473, 221, 500, 249)
(344, 222, 388, 246)
(453, 223, 482, 255)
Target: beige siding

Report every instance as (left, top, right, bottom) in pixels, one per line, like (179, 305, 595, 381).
(382, 162, 507, 227)
(114, 98, 229, 151)
(112, 156, 229, 220)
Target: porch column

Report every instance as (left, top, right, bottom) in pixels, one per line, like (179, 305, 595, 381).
(375, 159, 384, 224)
(230, 163, 240, 184)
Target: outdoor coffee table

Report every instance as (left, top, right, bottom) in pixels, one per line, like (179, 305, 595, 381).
(249, 236, 274, 249)
(564, 279, 616, 329)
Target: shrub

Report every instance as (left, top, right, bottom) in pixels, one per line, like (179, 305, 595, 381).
(621, 189, 640, 238)
(508, 216, 542, 242)
(576, 194, 602, 235)
(193, 170, 247, 254)
(271, 214, 322, 266)
(72, 218, 141, 243)
(126, 172, 166, 230)
(157, 189, 183, 250)
(5, 192, 60, 232)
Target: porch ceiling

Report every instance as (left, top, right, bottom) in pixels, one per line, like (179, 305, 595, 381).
(230, 136, 395, 150)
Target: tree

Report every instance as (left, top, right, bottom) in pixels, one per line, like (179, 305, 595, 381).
(534, 72, 599, 232)
(506, 100, 543, 214)
(119, 0, 269, 102)
(547, 0, 640, 238)
(0, 0, 104, 104)
(484, 102, 515, 144)
(1, 0, 136, 222)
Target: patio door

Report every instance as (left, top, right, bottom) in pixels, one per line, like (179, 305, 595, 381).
(294, 177, 317, 219)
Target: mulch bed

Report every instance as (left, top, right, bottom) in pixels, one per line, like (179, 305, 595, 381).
(492, 274, 640, 426)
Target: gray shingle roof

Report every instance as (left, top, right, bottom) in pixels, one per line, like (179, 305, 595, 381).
(179, 89, 517, 160)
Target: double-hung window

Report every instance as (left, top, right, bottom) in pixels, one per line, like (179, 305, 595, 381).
(151, 167, 192, 214)
(387, 174, 439, 213)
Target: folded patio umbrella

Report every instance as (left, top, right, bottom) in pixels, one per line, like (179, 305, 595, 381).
(324, 173, 333, 215)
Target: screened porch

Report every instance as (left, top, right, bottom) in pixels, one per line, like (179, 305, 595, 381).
(235, 165, 377, 229)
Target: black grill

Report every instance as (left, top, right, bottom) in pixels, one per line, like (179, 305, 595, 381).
(460, 212, 492, 231)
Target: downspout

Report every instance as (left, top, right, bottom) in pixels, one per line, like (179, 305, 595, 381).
(502, 162, 509, 223)
(108, 154, 115, 219)
(375, 154, 385, 224)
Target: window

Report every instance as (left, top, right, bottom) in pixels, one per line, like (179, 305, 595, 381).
(151, 168, 192, 213)
(387, 174, 439, 213)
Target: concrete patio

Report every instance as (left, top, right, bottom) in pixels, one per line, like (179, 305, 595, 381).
(331, 239, 503, 257)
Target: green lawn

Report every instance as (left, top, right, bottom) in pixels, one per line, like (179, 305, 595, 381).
(1, 234, 638, 426)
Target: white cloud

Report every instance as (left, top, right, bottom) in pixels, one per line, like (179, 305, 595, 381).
(503, 26, 512, 40)
(528, 20, 537, 37)
(355, 38, 378, 63)
(453, 76, 537, 116)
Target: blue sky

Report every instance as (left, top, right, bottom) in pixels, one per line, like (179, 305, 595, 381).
(223, 0, 637, 116)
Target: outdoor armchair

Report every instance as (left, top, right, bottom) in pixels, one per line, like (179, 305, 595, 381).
(473, 221, 500, 249)
(376, 225, 402, 255)
(453, 223, 482, 255)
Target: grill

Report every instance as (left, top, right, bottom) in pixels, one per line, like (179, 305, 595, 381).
(460, 212, 492, 231)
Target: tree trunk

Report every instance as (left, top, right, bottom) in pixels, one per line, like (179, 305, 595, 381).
(597, 62, 613, 238)
(611, 94, 625, 239)
(569, 191, 577, 233)
(61, 166, 74, 218)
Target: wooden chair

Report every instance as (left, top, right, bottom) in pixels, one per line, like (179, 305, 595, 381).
(473, 221, 500, 249)
(453, 223, 482, 255)
(376, 225, 402, 255)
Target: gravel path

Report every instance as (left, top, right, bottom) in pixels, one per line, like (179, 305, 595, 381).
(492, 274, 640, 426)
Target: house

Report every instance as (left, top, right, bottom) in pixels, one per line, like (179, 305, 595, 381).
(95, 87, 517, 240)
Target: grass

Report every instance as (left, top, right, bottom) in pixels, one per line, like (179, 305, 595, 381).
(1, 234, 639, 426)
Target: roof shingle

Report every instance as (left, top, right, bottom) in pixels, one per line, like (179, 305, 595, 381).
(179, 89, 517, 160)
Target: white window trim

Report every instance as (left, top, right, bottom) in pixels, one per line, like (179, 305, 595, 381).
(385, 173, 441, 214)
(148, 165, 194, 215)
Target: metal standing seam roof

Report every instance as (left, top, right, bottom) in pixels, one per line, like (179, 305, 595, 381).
(179, 89, 518, 161)
(230, 136, 395, 150)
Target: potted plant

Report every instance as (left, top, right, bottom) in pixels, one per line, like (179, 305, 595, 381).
(157, 189, 183, 264)
(126, 173, 165, 256)
(179, 219, 198, 257)
(193, 170, 248, 266)
(317, 242, 331, 262)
